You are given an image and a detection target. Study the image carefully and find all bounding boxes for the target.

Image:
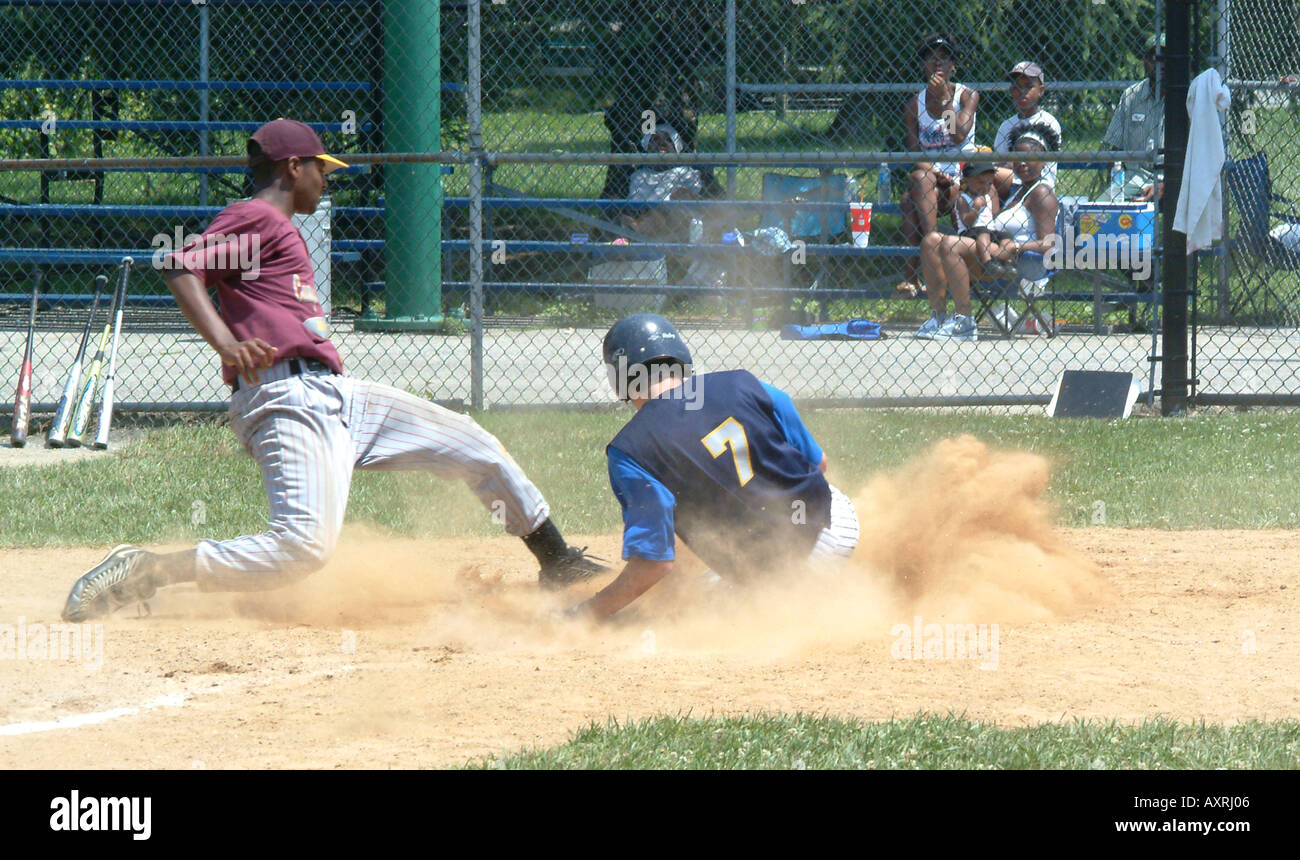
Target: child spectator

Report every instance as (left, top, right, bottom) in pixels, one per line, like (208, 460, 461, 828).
(956, 158, 1000, 242)
(619, 125, 725, 288)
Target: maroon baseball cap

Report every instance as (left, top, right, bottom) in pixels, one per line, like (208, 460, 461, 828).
(248, 118, 347, 173)
(1008, 61, 1046, 84)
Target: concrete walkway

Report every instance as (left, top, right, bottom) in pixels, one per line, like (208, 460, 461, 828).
(1, 321, 1295, 413)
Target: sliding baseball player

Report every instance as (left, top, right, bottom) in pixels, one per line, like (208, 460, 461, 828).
(567, 313, 860, 622)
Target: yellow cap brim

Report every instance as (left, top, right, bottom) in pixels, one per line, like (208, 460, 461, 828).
(318, 153, 348, 174)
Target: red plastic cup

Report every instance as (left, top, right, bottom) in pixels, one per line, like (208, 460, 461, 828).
(850, 202, 873, 247)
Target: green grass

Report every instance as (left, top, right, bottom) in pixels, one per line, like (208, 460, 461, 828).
(3, 409, 1300, 547)
(807, 410, 1300, 530)
(468, 713, 1300, 769)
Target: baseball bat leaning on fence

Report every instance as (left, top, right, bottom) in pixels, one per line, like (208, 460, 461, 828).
(10, 272, 41, 447)
(67, 308, 113, 447)
(47, 274, 107, 448)
(92, 259, 132, 450)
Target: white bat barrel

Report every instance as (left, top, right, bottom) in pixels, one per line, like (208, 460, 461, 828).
(47, 274, 107, 447)
(93, 259, 132, 450)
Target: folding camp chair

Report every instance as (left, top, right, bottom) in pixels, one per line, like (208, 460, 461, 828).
(1223, 151, 1300, 320)
(760, 171, 851, 240)
(973, 260, 1057, 337)
(969, 198, 1082, 338)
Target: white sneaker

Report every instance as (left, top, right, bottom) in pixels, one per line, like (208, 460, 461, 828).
(932, 313, 978, 342)
(914, 313, 946, 340)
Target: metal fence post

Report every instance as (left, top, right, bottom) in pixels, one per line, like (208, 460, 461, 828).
(197, 0, 210, 207)
(1213, 0, 1230, 325)
(725, 0, 737, 198)
(468, 0, 485, 411)
(362, 0, 443, 331)
(1161, 0, 1193, 415)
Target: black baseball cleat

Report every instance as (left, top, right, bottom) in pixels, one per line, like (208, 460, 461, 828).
(538, 546, 610, 589)
(62, 545, 159, 623)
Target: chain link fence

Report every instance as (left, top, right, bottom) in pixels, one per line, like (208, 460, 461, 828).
(1, 1, 1279, 426)
(470, 0, 1163, 407)
(1191, 0, 1300, 404)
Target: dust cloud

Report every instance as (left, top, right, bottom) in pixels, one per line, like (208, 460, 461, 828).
(163, 436, 1107, 657)
(853, 434, 1109, 622)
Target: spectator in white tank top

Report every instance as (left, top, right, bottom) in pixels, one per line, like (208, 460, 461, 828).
(896, 32, 980, 298)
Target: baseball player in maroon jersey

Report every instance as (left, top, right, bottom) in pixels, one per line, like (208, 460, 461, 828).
(61, 119, 604, 622)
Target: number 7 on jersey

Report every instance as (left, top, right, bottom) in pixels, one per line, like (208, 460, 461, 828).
(701, 416, 754, 486)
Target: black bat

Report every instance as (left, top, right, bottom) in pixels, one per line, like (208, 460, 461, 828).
(10, 272, 40, 447)
(47, 274, 107, 447)
(93, 259, 133, 450)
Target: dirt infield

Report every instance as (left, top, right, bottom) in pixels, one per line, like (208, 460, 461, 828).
(1, 437, 1297, 768)
(0, 528, 1296, 768)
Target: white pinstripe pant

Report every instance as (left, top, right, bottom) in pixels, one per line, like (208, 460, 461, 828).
(195, 365, 550, 590)
(810, 484, 861, 560)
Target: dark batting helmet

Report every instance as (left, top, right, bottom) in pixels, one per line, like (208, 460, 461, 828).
(602, 313, 693, 399)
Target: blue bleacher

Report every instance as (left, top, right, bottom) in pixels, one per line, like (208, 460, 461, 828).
(0, 120, 371, 133)
(0, 74, 453, 276)
(0, 71, 1149, 322)
(0, 79, 373, 92)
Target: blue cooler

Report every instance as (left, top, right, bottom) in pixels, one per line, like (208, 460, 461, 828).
(1072, 202, 1156, 265)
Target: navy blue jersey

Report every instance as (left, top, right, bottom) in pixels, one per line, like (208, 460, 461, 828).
(607, 369, 831, 579)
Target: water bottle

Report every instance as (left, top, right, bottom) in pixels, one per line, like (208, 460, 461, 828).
(685, 217, 707, 286)
(877, 162, 892, 205)
(1110, 161, 1125, 198)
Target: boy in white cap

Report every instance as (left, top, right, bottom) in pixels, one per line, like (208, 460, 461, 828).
(993, 61, 1062, 198)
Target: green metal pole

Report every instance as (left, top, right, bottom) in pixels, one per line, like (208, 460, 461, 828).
(359, 0, 443, 330)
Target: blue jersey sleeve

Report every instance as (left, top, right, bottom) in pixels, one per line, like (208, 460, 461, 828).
(607, 445, 677, 562)
(760, 381, 824, 468)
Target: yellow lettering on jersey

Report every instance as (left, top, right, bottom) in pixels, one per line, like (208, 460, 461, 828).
(701, 416, 754, 487)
